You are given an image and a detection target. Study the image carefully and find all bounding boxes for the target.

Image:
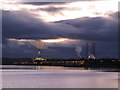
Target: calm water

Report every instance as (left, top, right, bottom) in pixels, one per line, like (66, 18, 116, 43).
(1, 65, 119, 88)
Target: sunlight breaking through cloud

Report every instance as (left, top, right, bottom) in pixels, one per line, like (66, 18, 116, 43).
(1, 0, 117, 22)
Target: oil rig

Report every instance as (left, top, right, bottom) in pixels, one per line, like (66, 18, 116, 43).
(33, 49, 46, 64)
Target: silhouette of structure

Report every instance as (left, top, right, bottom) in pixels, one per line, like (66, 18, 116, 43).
(33, 49, 46, 64)
(87, 42, 96, 59)
(38, 49, 41, 58)
(86, 43, 88, 59)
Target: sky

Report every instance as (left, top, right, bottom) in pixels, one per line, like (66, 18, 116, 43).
(1, 0, 119, 59)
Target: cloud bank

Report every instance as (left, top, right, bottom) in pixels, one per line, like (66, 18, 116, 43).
(2, 0, 118, 58)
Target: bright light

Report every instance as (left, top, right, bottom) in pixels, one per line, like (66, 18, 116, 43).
(7, 38, 74, 43)
(8, 38, 35, 42)
(41, 38, 70, 43)
(1, 0, 117, 22)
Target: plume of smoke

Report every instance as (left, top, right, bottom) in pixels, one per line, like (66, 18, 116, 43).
(75, 45, 82, 58)
(31, 40, 48, 49)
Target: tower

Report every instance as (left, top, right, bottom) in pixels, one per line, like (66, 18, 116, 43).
(33, 49, 46, 64)
(38, 49, 41, 58)
(86, 43, 89, 59)
(92, 43, 95, 58)
(87, 42, 96, 59)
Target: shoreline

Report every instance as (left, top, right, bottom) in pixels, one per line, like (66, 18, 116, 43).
(1, 64, 120, 72)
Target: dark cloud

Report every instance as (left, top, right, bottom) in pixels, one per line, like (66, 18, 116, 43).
(40, 6, 64, 12)
(2, 10, 78, 40)
(23, 2, 67, 5)
(56, 16, 118, 42)
(2, 10, 118, 58)
(2, 41, 37, 58)
(38, 6, 81, 15)
(109, 11, 118, 19)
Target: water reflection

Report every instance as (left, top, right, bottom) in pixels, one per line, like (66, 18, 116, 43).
(1, 65, 119, 88)
(1, 65, 120, 72)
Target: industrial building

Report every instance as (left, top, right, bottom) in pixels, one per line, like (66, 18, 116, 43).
(33, 49, 46, 64)
(87, 43, 96, 59)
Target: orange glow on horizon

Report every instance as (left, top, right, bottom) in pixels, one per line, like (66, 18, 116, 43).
(7, 38, 74, 43)
(41, 38, 70, 43)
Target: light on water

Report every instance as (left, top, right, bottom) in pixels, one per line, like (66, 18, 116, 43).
(1, 65, 119, 88)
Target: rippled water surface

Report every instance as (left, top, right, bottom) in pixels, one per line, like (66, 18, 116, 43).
(1, 65, 119, 88)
